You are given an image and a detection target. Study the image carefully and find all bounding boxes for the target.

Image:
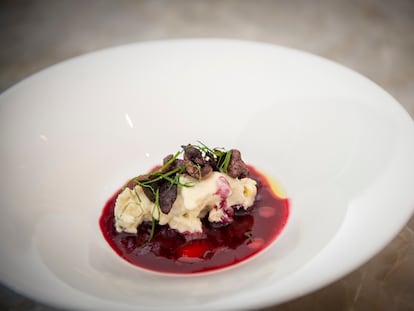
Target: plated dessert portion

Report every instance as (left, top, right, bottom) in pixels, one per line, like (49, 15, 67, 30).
(100, 143, 289, 274)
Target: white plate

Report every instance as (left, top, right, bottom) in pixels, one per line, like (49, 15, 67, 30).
(1, 39, 413, 311)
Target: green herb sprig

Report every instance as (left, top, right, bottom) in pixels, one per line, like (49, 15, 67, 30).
(145, 188, 160, 247)
(244, 231, 254, 243)
(195, 141, 232, 174)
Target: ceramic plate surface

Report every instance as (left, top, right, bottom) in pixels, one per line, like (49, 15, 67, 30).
(1, 39, 414, 311)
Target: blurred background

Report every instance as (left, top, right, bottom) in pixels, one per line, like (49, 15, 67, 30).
(1, 0, 413, 310)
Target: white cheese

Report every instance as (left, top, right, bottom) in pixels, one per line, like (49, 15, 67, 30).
(114, 172, 257, 234)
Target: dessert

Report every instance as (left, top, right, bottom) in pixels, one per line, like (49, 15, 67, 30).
(99, 143, 289, 274)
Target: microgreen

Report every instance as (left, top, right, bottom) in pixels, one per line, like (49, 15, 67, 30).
(134, 187, 142, 203)
(195, 140, 232, 174)
(217, 149, 232, 174)
(140, 188, 160, 247)
(244, 231, 254, 243)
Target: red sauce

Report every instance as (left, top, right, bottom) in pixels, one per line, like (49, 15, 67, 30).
(99, 165, 289, 274)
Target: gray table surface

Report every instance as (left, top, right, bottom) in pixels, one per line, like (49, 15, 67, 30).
(1, 1, 413, 310)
